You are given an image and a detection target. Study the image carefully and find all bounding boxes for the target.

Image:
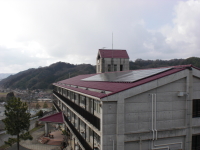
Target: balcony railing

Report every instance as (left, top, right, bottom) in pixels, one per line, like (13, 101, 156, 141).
(53, 101, 93, 150)
(53, 101, 61, 112)
(53, 90, 100, 130)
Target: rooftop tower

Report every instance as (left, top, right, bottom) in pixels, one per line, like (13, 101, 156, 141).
(96, 49, 129, 73)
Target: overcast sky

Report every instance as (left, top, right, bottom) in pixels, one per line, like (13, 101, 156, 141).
(0, 0, 199, 73)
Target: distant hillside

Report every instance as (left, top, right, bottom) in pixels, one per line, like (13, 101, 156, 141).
(0, 62, 96, 90)
(0, 73, 14, 81)
(0, 57, 200, 90)
(129, 57, 200, 70)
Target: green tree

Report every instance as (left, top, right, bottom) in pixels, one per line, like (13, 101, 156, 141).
(2, 97, 32, 150)
(36, 110, 43, 118)
(52, 105, 56, 111)
(6, 92, 15, 101)
(35, 102, 41, 109)
(43, 102, 48, 108)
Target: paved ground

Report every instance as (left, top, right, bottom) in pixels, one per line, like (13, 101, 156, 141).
(20, 124, 60, 150)
(7, 144, 30, 150)
(47, 130, 64, 146)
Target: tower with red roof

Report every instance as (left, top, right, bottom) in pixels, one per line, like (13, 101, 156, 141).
(96, 49, 129, 73)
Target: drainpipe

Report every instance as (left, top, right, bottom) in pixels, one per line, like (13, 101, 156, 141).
(151, 94, 155, 140)
(154, 94, 157, 140)
(113, 139, 114, 150)
(139, 137, 142, 150)
(153, 142, 182, 150)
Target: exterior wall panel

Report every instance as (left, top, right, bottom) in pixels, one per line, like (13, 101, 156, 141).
(102, 102, 117, 150)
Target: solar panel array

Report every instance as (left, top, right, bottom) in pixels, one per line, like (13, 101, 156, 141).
(82, 68, 171, 83)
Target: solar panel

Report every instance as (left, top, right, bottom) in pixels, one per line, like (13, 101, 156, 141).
(82, 68, 171, 82)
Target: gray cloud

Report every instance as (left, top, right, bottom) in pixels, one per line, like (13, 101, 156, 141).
(0, 0, 199, 73)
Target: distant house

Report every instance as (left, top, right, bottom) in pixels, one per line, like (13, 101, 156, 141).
(52, 49, 200, 150)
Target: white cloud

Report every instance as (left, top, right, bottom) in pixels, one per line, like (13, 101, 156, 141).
(161, 0, 200, 58)
(0, 0, 199, 73)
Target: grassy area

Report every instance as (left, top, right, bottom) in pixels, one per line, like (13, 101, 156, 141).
(0, 92, 8, 97)
(29, 124, 44, 134)
(0, 143, 10, 150)
(0, 124, 44, 150)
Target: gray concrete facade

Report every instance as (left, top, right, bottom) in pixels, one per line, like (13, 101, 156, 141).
(100, 68, 200, 150)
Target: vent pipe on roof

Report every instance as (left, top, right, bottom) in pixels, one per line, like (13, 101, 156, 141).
(112, 32, 113, 50)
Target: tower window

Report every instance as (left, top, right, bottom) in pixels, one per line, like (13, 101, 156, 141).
(108, 65, 111, 72)
(120, 65, 123, 71)
(114, 65, 117, 71)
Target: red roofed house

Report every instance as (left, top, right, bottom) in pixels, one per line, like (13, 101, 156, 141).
(52, 50, 200, 150)
(96, 49, 129, 73)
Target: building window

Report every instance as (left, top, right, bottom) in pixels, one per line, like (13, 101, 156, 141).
(94, 100, 100, 114)
(108, 65, 111, 72)
(75, 93, 79, 105)
(193, 99, 200, 117)
(114, 65, 117, 71)
(192, 134, 200, 150)
(120, 65, 123, 71)
(80, 96, 86, 109)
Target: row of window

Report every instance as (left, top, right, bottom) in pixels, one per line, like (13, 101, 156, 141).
(53, 101, 93, 150)
(108, 64, 123, 72)
(56, 87, 101, 118)
(63, 104, 101, 149)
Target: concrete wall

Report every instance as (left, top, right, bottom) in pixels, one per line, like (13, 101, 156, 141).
(125, 78, 186, 133)
(102, 101, 117, 150)
(123, 78, 187, 150)
(101, 77, 189, 150)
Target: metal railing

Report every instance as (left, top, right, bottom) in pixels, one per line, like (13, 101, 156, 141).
(53, 101, 92, 150)
(53, 90, 100, 130)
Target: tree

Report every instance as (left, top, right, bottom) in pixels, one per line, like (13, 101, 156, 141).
(43, 102, 48, 108)
(2, 97, 32, 150)
(36, 110, 43, 118)
(35, 102, 41, 109)
(6, 92, 15, 101)
(52, 105, 56, 111)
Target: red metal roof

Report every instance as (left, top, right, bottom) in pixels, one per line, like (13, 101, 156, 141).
(39, 112, 64, 123)
(53, 65, 196, 99)
(98, 49, 129, 58)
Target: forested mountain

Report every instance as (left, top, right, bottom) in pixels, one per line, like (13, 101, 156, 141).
(0, 62, 96, 90)
(0, 57, 200, 90)
(129, 57, 200, 70)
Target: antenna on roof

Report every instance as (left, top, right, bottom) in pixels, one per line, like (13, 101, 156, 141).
(112, 32, 113, 49)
